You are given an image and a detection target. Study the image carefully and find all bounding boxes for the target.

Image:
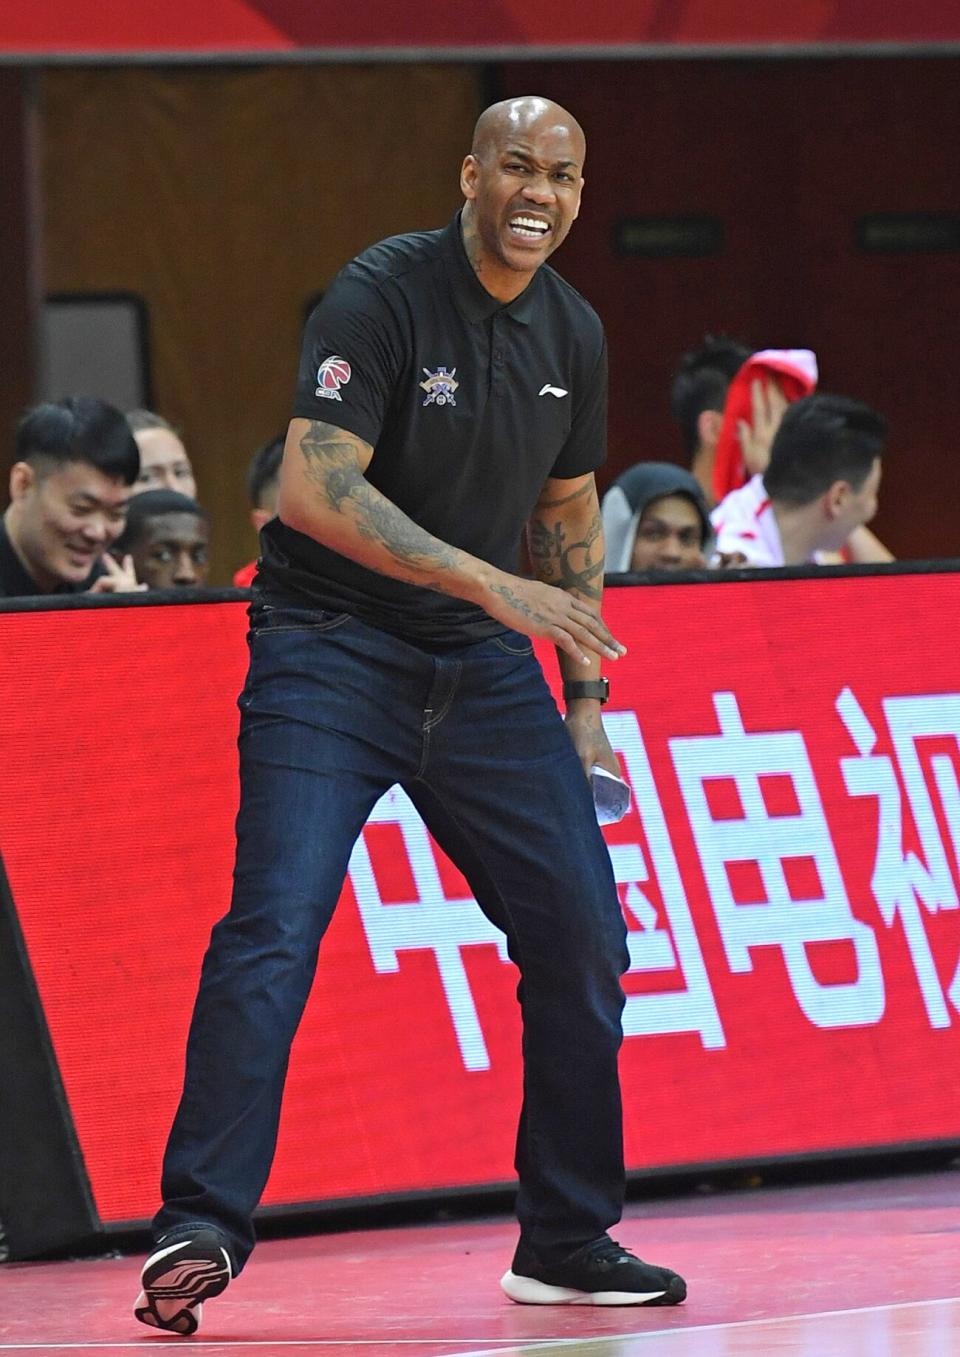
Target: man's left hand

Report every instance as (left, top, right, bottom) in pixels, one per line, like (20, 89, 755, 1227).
(564, 702, 619, 780)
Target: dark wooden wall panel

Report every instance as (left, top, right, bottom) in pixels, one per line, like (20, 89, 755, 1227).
(501, 58, 960, 560)
(0, 70, 39, 468)
(41, 66, 481, 586)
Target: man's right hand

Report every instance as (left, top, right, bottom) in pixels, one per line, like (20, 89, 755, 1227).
(482, 572, 625, 666)
(738, 377, 788, 477)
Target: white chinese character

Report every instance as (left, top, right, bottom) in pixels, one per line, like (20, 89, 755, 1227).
(839, 688, 960, 1024)
(348, 785, 509, 1072)
(671, 692, 884, 1029)
(603, 710, 725, 1049)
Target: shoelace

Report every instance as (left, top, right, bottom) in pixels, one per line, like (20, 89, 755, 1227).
(585, 1236, 633, 1265)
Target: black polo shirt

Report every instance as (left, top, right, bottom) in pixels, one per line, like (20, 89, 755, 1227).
(0, 516, 102, 598)
(258, 210, 608, 644)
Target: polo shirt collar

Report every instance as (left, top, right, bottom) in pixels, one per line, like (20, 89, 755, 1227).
(442, 211, 539, 326)
(0, 516, 42, 596)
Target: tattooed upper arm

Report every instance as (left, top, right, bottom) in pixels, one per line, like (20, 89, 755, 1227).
(295, 420, 373, 472)
(278, 419, 370, 514)
(527, 473, 604, 601)
(534, 475, 595, 513)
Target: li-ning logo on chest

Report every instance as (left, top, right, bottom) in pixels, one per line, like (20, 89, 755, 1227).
(419, 366, 459, 408)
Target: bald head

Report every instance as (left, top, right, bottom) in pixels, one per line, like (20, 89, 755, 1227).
(459, 95, 586, 302)
(471, 96, 586, 167)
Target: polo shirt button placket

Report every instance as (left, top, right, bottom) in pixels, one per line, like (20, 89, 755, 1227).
(491, 319, 505, 397)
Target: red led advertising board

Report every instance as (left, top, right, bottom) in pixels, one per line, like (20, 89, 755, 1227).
(2, 573, 960, 1228)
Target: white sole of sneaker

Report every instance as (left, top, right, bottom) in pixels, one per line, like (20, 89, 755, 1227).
(500, 1270, 666, 1306)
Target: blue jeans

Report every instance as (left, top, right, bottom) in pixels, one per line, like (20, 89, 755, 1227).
(155, 604, 629, 1270)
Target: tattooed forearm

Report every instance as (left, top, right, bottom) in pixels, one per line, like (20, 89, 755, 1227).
(350, 484, 460, 574)
(528, 519, 564, 583)
(528, 508, 605, 600)
(298, 421, 459, 580)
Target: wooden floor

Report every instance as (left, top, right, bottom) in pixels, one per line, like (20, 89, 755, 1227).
(2, 1170, 959, 1355)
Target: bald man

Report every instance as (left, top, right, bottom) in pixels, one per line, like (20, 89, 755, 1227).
(135, 97, 685, 1336)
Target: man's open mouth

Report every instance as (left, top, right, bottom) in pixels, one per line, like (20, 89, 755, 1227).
(508, 215, 552, 241)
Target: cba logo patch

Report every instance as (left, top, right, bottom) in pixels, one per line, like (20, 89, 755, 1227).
(419, 366, 459, 408)
(315, 356, 352, 401)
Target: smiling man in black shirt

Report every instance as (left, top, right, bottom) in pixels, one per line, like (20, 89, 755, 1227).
(136, 97, 686, 1336)
(1, 397, 143, 598)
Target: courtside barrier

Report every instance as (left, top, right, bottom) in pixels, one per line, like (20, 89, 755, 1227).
(2, 567, 959, 1257)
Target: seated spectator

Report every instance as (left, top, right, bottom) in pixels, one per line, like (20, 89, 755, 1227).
(712, 348, 816, 503)
(126, 410, 198, 498)
(670, 335, 752, 506)
(1, 396, 142, 597)
(602, 463, 712, 572)
(714, 353, 893, 565)
(711, 394, 886, 567)
(111, 489, 210, 589)
(233, 435, 283, 587)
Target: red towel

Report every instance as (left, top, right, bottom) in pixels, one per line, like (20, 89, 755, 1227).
(712, 349, 818, 503)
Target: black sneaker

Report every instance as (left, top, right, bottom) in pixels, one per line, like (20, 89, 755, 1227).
(134, 1227, 233, 1335)
(501, 1235, 687, 1306)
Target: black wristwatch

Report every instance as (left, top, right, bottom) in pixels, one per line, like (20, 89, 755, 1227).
(562, 677, 609, 705)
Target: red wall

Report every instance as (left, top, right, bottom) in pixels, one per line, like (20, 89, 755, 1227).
(502, 58, 960, 561)
(4, 1, 959, 54)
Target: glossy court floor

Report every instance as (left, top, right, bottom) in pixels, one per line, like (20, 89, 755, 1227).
(2, 1170, 959, 1356)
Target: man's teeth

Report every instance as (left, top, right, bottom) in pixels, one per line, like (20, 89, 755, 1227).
(510, 216, 550, 237)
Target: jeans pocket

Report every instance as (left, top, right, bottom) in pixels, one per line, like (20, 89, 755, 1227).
(251, 604, 352, 635)
(492, 630, 535, 656)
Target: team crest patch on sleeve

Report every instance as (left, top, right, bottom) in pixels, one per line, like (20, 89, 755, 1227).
(419, 366, 458, 407)
(315, 356, 352, 401)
